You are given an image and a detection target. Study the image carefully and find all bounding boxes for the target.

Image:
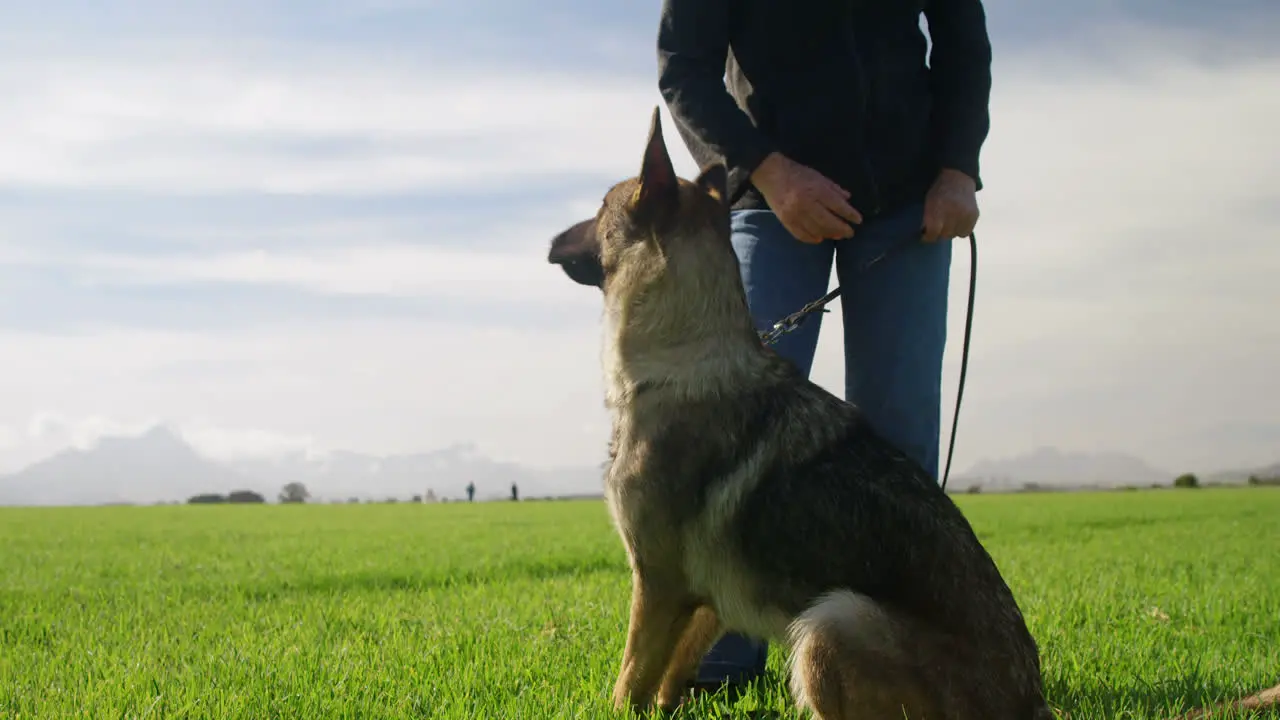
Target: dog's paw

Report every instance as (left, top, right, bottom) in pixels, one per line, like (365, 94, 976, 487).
(654, 690, 688, 713)
(612, 691, 664, 716)
(611, 688, 638, 713)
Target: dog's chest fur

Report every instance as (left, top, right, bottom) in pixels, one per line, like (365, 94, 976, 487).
(602, 386, 808, 643)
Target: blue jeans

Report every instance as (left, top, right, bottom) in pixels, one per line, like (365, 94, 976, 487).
(694, 202, 953, 685)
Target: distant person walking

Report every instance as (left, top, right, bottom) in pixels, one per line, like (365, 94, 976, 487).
(656, 0, 993, 692)
(466, 482, 476, 503)
(511, 483, 519, 502)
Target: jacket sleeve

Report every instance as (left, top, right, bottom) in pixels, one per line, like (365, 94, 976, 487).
(923, 0, 993, 190)
(657, 0, 777, 203)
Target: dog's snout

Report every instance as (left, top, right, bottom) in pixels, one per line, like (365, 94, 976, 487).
(559, 258, 604, 288)
(547, 218, 605, 289)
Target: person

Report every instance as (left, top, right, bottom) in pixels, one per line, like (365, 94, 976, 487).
(466, 481, 476, 503)
(656, 0, 992, 691)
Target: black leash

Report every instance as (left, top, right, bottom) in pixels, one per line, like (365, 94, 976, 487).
(757, 232, 978, 492)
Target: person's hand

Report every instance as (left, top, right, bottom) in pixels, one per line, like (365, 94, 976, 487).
(750, 152, 862, 244)
(921, 168, 979, 243)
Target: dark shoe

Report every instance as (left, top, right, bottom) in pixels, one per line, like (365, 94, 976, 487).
(688, 633, 769, 695)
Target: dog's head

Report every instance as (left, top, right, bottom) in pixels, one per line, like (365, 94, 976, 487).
(547, 107, 739, 312)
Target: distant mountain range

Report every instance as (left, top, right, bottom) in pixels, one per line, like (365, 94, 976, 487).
(0, 426, 248, 506)
(1207, 460, 1280, 485)
(951, 446, 1279, 491)
(951, 446, 1172, 490)
(0, 425, 603, 506)
(0, 427, 1273, 507)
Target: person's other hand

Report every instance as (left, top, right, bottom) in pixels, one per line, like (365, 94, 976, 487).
(750, 153, 862, 244)
(921, 168, 979, 243)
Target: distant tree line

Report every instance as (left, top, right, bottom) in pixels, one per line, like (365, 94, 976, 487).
(186, 483, 312, 505)
(1170, 473, 1280, 489)
(186, 490, 267, 504)
(185, 482, 442, 505)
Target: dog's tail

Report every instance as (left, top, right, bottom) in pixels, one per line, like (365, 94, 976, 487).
(787, 593, 1278, 720)
(787, 590, 1059, 720)
(786, 590, 933, 719)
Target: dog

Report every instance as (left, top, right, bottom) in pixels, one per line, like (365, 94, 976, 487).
(547, 106, 1053, 720)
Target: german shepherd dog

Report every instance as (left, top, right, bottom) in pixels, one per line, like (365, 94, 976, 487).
(547, 107, 1053, 719)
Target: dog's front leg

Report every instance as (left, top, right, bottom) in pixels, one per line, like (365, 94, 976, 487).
(655, 604, 723, 709)
(612, 571, 697, 712)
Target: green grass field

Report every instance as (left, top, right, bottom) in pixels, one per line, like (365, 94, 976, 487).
(2, 487, 1278, 719)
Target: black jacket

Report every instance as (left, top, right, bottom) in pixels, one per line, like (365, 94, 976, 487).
(657, 0, 992, 218)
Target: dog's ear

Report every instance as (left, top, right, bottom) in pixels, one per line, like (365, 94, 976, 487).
(548, 217, 604, 288)
(694, 163, 728, 207)
(630, 106, 679, 224)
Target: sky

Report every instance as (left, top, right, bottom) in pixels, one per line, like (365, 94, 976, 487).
(0, 0, 1277, 477)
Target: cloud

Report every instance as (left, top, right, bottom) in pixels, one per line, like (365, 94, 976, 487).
(0, 49, 693, 195)
(76, 244, 572, 301)
(27, 228, 596, 311)
(25, 412, 160, 448)
(0, 317, 610, 475)
(0, 412, 166, 473)
(980, 0, 1280, 59)
(0, 410, 323, 473)
(0, 200, 604, 334)
(178, 422, 321, 461)
(971, 49, 1279, 340)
